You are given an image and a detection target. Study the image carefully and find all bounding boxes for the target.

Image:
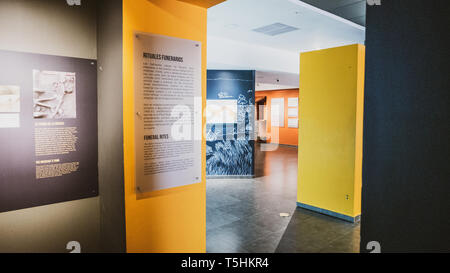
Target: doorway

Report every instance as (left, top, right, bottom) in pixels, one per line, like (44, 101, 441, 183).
(205, 0, 365, 253)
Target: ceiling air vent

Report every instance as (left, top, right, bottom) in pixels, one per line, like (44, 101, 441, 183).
(252, 23, 299, 36)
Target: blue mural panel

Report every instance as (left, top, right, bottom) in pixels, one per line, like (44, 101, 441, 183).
(206, 70, 255, 177)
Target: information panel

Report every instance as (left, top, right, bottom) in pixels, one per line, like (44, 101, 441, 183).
(0, 50, 98, 213)
(271, 98, 285, 127)
(134, 33, 202, 193)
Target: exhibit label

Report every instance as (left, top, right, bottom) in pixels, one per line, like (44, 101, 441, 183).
(0, 50, 98, 213)
(134, 32, 202, 193)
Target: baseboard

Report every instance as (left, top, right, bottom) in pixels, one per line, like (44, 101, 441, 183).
(207, 175, 255, 179)
(297, 202, 361, 223)
(257, 143, 298, 148)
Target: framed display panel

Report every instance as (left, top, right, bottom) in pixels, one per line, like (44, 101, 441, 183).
(288, 97, 298, 107)
(134, 32, 202, 193)
(288, 107, 298, 118)
(271, 98, 285, 127)
(288, 118, 299, 128)
(0, 50, 98, 213)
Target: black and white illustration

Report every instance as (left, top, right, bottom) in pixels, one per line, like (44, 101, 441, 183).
(0, 85, 20, 113)
(33, 70, 76, 119)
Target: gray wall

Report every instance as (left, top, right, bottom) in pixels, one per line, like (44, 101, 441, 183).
(97, 0, 126, 253)
(0, 0, 100, 253)
(0, 0, 97, 59)
(361, 0, 450, 252)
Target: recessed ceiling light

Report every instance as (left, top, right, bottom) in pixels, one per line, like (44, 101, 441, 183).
(252, 23, 299, 36)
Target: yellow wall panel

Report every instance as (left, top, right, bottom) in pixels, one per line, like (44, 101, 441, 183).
(298, 44, 365, 219)
(123, 0, 206, 252)
(353, 45, 365, 216)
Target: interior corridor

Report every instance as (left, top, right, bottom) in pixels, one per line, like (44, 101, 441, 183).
(206, 143, 360, 253)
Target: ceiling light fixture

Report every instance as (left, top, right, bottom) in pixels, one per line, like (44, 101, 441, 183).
(252, 23, 299, 36)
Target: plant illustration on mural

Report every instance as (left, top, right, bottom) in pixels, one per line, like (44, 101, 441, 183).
(206, 71, 255, 177)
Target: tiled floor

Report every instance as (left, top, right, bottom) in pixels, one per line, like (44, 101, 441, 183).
(206, 143, 360, 253)
(275, 208, 360, 253)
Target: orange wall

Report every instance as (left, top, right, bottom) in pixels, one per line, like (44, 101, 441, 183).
(123, 0, 206, 253)
(256, 89, 299, 146)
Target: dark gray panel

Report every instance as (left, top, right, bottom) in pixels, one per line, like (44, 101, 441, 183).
(350, 15, 366, 26)
(0, 0, 100, 254)
(301, 0, 366, 26)
(333, 1, 365, 19)
(97, 0, 126, 253)
(0, 50, 98, 213)
(362, 0, 450, 252)
(302, 0, 361, 11)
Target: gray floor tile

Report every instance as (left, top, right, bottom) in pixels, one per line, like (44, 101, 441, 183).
(206, 144, 360, 253)
(206, 209, 240, 231)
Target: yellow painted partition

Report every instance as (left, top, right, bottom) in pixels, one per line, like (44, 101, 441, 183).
(298, 44, 365, 222)
(123, 0, 207, 252)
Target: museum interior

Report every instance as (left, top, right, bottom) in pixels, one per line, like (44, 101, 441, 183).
(0, 0, 448, 254)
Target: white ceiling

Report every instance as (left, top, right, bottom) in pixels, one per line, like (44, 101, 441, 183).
(255, 71, 299, 91)
(207, 0, 365, 54)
